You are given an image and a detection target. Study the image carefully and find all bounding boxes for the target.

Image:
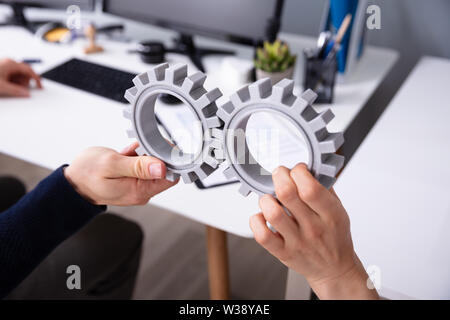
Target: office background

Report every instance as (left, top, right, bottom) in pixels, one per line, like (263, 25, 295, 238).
(23, 0, 450, 76)
(284, 0, 450, 106)
(1, 0, 449, 300)
(284, 0, 450, 163)
(27, 0, 449, 159)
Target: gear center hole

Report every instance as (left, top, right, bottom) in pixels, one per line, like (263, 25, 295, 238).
(154, 93, 204, 164)
(245, 111, 311, 173)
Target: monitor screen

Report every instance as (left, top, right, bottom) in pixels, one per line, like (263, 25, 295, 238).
(0, 0, 95, 11)
(103, 0, 282, 45)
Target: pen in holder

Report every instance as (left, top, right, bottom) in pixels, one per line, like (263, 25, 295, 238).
(303, 47, 338, 104)
(303, 14, 352, 104)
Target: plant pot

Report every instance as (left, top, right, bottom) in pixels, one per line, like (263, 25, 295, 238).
(255, 65, 295, 85)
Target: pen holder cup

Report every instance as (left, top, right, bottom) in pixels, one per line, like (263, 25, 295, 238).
(303, 48, 337, 104)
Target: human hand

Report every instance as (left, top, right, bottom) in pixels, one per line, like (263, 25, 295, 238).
(250, 163, 378, 300)
(0, 58, 42, 97)
(64, 142, 178, 206)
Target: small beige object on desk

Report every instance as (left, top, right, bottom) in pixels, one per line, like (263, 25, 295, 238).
(83, 24, 104, 54)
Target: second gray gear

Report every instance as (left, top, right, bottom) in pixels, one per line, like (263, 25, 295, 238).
(215, 78, 345, 196)
(123, 63, 223, 183)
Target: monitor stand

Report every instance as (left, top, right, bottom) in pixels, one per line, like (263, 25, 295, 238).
(158, 33, 234, 105)
(171, 33, 234, 72)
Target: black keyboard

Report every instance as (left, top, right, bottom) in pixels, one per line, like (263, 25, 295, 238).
(41, 58, 137, 104)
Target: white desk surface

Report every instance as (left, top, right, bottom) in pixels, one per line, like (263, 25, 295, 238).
(0, 26, 397, 238)
(334, 56, 450, 299)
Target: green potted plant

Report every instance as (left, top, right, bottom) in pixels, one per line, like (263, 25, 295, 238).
(254, 40, 297, 85)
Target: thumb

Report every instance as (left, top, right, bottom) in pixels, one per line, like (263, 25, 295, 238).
(0, 81, 30, 97)
(114, 154, 167, 180)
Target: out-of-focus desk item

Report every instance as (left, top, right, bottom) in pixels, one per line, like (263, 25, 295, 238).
(287, 56, 450, 300)
(83, 24, 104, 54)
(334, 56, 450, 299)
(0, 25, 397, 299)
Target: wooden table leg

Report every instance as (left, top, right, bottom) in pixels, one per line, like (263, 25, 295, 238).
(206, 225, 230, 300)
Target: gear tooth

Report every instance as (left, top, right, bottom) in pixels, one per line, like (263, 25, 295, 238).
(124, 86, 138, 103)
(309, 109, 335, 132)
(135, 146, 147, 156)
(181, 71, 207, 92)
(165, 63, 188, 86)
(123, 108, 132, 120)
(214, 149, 225, 160)
(301, 89, 318, 105)
(223, 166, 235, 179)
(319, 154, 345, 177)
(272, 78, 295, 103)
(238, 184, 252, 197)
(197, 88, 222, 109)
(132, 72, 149, 89)
(230, 85, 250, 106)
(216, 108, 230, 123)
(318, 175, 336, 189)
(210, 138, 222, 150)
(165, 171, 180, 182)
(211, 128, 223, 139)
(204, 155, 219, 169)
(249, 78, 272, 99)
(216, 101, 235, 122)
(292, 96, 309, 114)
(206, 116, 221, 129)
(319, 132, 344, 153)
(194, 168, 208, 180)
(126, 129, 136, 138)
(194, 164, 216, 180)
(181, 172, 197, 184)
(206, 88, 223, 102)
(147, 62, 169, 81)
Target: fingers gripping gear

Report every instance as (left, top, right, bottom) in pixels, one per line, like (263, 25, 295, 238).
(123, 63, 223, 183)
(215, 78, 345, 196)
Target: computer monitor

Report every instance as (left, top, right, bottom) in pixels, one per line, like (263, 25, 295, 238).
(103, 0, 284, 71)
(0, 0, 95, 29)
(0, 0, 94, 10)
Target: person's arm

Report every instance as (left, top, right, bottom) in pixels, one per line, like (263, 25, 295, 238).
(0, 58, 42, 97)
(0, 142, 177, 297)
(0, 166, 104, 297)
(250, 163, 379, 300)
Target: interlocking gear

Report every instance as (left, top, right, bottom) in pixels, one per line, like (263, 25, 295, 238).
(123, 63, 344, 193)
(123, 63, 223, 183)
(215, 78, 345, 196)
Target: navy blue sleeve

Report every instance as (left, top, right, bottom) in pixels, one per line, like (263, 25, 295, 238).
(0, 166, 106, 298)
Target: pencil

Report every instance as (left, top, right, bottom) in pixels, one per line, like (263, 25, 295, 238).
(334, 13, 352, 46)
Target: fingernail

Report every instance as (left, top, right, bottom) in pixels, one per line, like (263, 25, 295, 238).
(149, 163, 162, 179)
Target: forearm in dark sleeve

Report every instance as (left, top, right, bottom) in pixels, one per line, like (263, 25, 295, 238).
(0, 166, 106, 298)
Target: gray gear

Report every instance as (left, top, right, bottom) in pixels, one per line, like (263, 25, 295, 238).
(215, 78, 345, 196)
(123, 63, 223, 183)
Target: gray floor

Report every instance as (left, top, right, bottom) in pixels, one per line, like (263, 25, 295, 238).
(0, 152, 287, 299)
